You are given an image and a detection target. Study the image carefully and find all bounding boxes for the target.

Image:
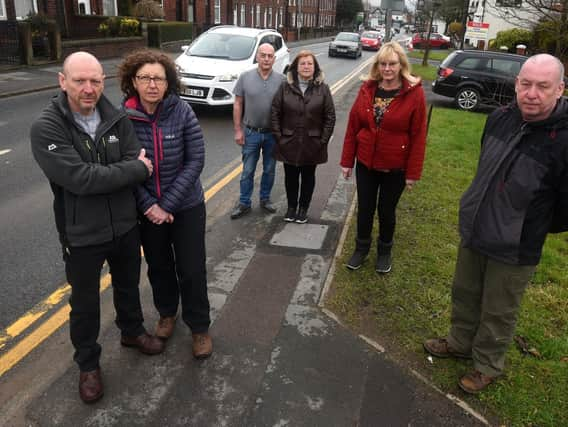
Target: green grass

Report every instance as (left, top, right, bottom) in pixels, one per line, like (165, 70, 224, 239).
(407, 49, 452, 62)
(410, 63, 438, 81)
(325, 108, 568, 426)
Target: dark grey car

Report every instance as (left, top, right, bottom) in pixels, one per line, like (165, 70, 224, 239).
(328, 32, 362, 59)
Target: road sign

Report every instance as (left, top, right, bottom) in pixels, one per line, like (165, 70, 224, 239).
(465, 21, 489, 41)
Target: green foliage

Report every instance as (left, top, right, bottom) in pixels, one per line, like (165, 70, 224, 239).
(493, 28, 532, 52)
(532, 19, 568, 58)
(147, 21, 192, 47)
(336, 0, 364, 27)
(326, 107, 568, 426)
(98, 16, 140, 37)
(25, 12, 56, 36)
(133, 0, 165, 20)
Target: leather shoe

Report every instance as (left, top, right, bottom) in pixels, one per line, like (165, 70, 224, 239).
(459, 370, 495, 394)
(79, 368, 103, 403)
(260, 199, 277, 214)
(121, 332, 165, 355)
(230, 204, 251, 219)
(192, 332, 213, 359)
(155, 316, 177, 339)
(423, 338, 472, 359)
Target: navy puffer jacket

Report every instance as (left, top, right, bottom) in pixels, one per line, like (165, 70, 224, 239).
(124, 94, 205, 214)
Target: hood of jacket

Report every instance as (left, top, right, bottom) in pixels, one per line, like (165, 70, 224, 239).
(123, 92, 180, 122)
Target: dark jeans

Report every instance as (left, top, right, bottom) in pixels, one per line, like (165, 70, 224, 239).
(139, 202, 211, 334)
(355, 161, 406, 243)
(283, 163, 317, 209)
(64, 226, 146, 372)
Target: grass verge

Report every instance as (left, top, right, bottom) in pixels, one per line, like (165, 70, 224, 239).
(324, 107, 568, 426)
(410, 64, 438, 82)
(407, 49, 452, 62)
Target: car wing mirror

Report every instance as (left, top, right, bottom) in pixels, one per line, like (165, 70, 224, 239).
(181, 45, 189, 52)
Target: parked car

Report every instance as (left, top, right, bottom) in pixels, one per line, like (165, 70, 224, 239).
(411, 32, 451, 49)
(328, 32, 362, 58)
(360, 31, 382, 51)
(432, 50, 527, 111)
(175, 26, 290, 106)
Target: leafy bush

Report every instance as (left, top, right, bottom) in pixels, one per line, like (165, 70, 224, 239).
(98, 16, 140, 37)
(133, 0, 165, 20)
(448, 22, 463, 38)
(26, 12, 56, 37)
(493, 28, 532, 53)
(147, 21, 192, 47)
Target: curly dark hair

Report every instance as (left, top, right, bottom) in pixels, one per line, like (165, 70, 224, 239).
(118, 49, 180, 98)
(289, 50, 321, 82)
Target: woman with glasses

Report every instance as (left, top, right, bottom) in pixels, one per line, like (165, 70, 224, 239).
(118, 50, 212, 359)
(341, 41, 427, 273)
(271, 50, 336, 223)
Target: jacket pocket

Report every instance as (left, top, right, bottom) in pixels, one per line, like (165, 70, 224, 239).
(280, 129, 295, 145)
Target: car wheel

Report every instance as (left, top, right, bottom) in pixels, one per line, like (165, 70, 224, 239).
(455, 87, 480, 111)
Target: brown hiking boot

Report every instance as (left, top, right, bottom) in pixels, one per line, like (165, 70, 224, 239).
(459, 370, 495, 394)
(423, 338, 472, 359)
(155, 316, 177, 339)
(192, 332, 213, 360)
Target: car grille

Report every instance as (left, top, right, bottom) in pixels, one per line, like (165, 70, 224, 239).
(180, 73, 215, 80)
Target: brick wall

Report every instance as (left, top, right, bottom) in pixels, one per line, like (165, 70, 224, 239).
(62, 37, 146, 60)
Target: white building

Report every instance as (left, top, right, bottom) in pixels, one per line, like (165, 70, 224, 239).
(469, 0, 534, 44)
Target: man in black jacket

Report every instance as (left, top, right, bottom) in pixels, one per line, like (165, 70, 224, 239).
(30, 52, 165, 403)
(424, 54, 568, 393)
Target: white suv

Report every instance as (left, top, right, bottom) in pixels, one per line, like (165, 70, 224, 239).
(175, 26, 290, 106)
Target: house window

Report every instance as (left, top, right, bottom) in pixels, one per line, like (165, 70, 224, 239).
(240, 4, 245, 26)
(102, 0, 118, 16)
(15, 0, 37, 19)
(233, 4, 237, 25)
(250, 5, 254, 26)
(256, 5, 260, 27)
(215, 0, 220, 23)
(0, 0, 6, 20)
(78, 0, 91, 15)
(268, 7, 272, 27)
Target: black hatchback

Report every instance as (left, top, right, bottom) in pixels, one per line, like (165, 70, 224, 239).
(432, 50, 527, 111)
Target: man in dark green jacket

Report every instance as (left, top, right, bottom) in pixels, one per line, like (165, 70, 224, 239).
(30, 52, 165, 404)
(424, 54, 568, 394)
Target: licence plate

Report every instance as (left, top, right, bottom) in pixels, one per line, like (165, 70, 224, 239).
(337, 48, 347, 53)
(184, 88, 204, 97)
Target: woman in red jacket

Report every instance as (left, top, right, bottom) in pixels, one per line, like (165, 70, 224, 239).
(340, 41, 427, 273)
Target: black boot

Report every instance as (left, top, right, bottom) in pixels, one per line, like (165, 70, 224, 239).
(346, 237, 372, 270)
(376, 240, 393, 273)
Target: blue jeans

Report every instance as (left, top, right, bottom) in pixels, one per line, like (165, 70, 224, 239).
(239, 128, 276, 207)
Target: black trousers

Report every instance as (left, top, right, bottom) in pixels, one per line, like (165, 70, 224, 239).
(355, 161, 406, 243)
(283, 163, 317, 209)
(139, 202, 211, 334)
(64, 226, 146, 372)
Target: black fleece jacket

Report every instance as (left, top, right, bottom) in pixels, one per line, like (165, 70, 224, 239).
(459, 98, 568, 265)
(30, 91, 148, 247)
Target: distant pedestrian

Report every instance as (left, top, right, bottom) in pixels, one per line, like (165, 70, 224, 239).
(424, 54, 568, 394)
(30, 51, 164, 404)
(271, 50, 336, 223)
(340, 41, 427, 273)
(231, 43, 283, 219)
(119, 50, 212, 359)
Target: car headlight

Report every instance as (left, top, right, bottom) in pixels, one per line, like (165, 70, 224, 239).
(219, 73, 239, 82)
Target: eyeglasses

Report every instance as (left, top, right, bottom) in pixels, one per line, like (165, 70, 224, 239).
(379, 61, 400, 68)
(135, 75, 167, 86)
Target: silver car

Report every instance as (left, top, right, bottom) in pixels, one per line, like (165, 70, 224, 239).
(328, 32, 362, 59)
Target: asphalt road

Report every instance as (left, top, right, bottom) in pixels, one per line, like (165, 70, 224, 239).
(0, 42, 379, 331)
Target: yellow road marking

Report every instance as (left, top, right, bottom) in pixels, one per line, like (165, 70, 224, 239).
(0, 276, 111, 378)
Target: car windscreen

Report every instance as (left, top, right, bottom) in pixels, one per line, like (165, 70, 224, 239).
(336, 33, 359, 42)
(187, 33, 256, 60)
(361, 32, 379, 39)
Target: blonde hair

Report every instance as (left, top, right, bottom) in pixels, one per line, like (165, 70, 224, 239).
(365, 41, 420, 85)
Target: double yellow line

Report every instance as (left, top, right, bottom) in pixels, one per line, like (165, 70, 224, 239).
(0, 55, 372, 378)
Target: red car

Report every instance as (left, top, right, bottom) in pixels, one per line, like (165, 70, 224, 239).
(360, 31, 382, 50)
(411, 32, 451, 49)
